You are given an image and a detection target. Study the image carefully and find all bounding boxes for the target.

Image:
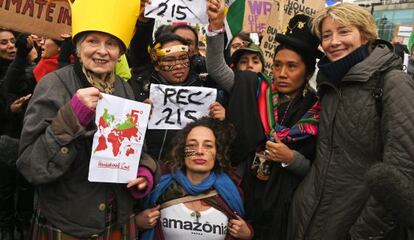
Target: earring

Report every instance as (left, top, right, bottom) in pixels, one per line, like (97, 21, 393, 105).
(302, 82, 309, 97)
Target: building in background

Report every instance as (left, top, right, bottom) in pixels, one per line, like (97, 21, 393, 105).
(353, 0, 414, 42)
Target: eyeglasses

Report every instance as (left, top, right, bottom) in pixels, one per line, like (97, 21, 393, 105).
(230, 41, 249, 50)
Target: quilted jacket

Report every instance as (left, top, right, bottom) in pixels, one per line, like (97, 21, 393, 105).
(288, 42, 414, 240)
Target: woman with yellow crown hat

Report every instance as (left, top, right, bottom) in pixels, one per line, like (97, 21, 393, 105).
(16, 0, 158, 239)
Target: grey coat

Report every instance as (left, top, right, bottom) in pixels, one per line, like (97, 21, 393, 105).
(17, 65, 155, 238)
(288, 43, 414, 240)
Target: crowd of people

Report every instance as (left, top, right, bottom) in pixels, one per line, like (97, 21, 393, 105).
(0, 0, 413, 239)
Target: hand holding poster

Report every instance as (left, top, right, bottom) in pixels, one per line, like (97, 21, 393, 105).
(144, 0, 208, 24)
(88, 94, 151, 183)
(148, 84, 217, 130)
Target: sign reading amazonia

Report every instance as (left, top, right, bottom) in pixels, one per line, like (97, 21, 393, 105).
(0, 0, 71, 39)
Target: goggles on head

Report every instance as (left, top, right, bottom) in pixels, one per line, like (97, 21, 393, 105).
(148, 44, 189, 62)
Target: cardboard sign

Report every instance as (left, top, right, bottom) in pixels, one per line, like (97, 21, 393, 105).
(148, 84, 217, 130)
(260, 0, 282, 74)
(145, 0, 208, 24)
(260, 0, 325, 74)
(243, 0, 275, 33)
(0, 0, 71, 39)
(89, 94, 151, 183)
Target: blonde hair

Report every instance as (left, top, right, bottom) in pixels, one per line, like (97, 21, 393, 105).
(312, 3, 378, 44)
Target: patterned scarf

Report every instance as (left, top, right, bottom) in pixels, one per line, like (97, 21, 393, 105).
(257, 72, 320, 143)
(82, 65, 115, 94)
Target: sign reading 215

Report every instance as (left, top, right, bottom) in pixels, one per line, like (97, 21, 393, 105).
(144, 0, 209, 24)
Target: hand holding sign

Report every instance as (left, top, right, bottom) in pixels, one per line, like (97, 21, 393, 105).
(207, 0, 225, 30)
(75, 87, 102, 110)
(145, 0, 208, 24)
(209, 101, 226, 121)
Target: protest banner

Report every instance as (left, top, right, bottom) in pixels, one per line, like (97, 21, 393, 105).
(243, 0, 275, 33)
(260, 0, 325, 74)
(148, 84, 217, 130)
(89, 94, 151, 183)
(0, 0, 71, 39)
(145, 0, 208, 24)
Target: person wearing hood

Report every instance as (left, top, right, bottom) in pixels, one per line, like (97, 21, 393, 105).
(288, 3, 414, 240)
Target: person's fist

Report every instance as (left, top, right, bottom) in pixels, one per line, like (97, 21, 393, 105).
(75, 87, 101, 110)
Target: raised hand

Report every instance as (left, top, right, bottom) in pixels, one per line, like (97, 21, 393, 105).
(207, 0, 225, 30)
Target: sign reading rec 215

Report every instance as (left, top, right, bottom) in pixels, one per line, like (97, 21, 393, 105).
(148, 84, 217, 130)
(144, 0, 208, 24)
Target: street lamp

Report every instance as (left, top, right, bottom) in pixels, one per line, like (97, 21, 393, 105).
(380, 16, 388, 39)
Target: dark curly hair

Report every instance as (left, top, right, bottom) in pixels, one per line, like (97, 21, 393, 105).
(164, 117, 235, 174)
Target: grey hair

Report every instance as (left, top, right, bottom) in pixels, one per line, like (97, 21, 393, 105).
(75, 32, 88, 58)
(74, 31, 125, 57)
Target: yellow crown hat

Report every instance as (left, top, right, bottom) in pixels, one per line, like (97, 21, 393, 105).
(69, 0, 140, 51)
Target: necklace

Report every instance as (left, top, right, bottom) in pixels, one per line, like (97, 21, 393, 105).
(186, 200, 207, 223)
(190, 211, 201, 223)
(279, 96, 295, 125)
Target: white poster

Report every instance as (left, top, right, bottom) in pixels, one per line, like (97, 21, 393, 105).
(403, 53, 409, 73)
(144, 0, 208, 24)
(88, 94, 151, 183)
(148, 84, 217, 130)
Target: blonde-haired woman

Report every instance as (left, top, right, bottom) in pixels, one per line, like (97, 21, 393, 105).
(288, 3, 414, 240)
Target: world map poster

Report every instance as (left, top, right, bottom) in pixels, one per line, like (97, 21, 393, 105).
(88, 93, 151, 183)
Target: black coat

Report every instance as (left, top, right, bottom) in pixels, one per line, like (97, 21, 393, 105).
(227, 70, 317, 240)
(0, 54, 36, 137)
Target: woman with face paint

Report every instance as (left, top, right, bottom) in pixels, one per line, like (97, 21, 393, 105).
(129, 33, 226, 162)
(136, 117, 253, 240)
